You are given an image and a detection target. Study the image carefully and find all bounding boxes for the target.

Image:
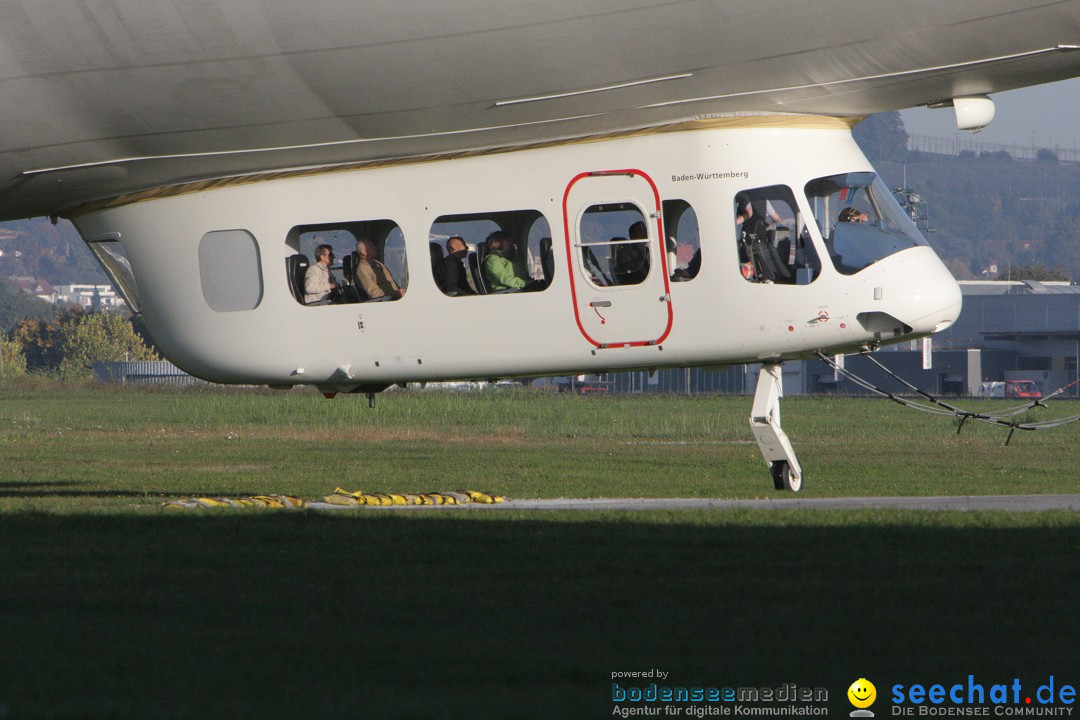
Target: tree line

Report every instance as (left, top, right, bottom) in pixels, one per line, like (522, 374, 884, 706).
(2, 305, 157, 380)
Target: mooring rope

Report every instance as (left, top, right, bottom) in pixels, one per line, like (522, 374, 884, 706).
(163, 489, 505, 509)
(322, 488, 505, 506)
(815, 350, 1080, 444)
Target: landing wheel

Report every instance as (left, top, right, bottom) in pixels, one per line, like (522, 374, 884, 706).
(770, 461, 803, 492)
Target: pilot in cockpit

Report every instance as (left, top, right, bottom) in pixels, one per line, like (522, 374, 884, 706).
(838, 207, 869, 223)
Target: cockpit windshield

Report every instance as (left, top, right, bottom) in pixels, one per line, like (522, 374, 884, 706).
(804, 172, 927, 275)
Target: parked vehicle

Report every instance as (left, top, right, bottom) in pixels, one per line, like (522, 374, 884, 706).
(978, 380, 1042, 398)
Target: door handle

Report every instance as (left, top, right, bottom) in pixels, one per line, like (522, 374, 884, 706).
(589, 300, 612, 308)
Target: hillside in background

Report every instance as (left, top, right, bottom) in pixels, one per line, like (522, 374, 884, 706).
(856, 113, 1080, 281)
(0, 218, 106, 286)
(874, 155, 1080, 280)
(0, 275, 54, 332)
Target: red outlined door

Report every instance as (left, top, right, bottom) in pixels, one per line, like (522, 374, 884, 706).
(562, 170, 673, 348)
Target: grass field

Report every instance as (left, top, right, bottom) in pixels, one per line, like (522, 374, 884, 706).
(0, 380, 1077, 719)
(2, 380, 1078, 507)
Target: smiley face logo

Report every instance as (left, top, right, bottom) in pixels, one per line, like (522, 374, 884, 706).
(848, 678, 877, 709)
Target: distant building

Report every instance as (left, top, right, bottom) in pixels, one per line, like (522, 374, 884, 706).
(53, 283, 127, 310)
(7, 275, 56, 303)
(939, 280, 1080, 395)
(801, 280, 1080, 398)
(6, 276, 128, 310)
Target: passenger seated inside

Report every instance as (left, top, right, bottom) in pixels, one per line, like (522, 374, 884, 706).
(613, 222, 650, 285)
(754, 198, 782, 225)
(671, 241, 700, 281)
(736, 193, 790, 284)
(354, 238, 405, 300)
(612, 239, 649, 285)
(675, 248, 701, 280)
(661, 199, 702, 281)
(430, 242, 447, 293)
(628, 221, 649, 245)
(442, 236, 475, 295)
(482, 231, 543, 292)
(304, 243, 338, 305)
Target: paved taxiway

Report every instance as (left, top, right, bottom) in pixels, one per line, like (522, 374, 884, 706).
(309, 494, 1080, 512)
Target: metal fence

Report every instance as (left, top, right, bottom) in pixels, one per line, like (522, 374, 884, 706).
(908, 133, 1080, 163)
(92, 360, 205, 386)
(605, 366, 746, 394)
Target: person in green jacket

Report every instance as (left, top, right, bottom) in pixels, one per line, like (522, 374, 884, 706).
(483, 231, 528, 292)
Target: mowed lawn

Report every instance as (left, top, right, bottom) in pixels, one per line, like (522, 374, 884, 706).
(0, 381, 1077, 719)
(1, 380, 1078, 506)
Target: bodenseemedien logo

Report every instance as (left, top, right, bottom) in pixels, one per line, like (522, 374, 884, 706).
(849, 678, 877, 717)
(609, 672, 830, 717)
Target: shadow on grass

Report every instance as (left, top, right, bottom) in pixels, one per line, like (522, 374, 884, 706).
(0, 481, 221, 500)
(0, 487, 167, 499)
(0, 481, 86, 490)
(0, 512, 1075, 719)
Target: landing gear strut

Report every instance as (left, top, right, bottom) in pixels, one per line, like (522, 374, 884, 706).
(750, 362, 804, 492)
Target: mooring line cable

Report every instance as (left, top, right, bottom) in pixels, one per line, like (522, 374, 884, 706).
(814, 350, 1080, 444)
(817, 351, 955, 416)
(861, 352, 1052, 419)
(859, 350, 1080, 430)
